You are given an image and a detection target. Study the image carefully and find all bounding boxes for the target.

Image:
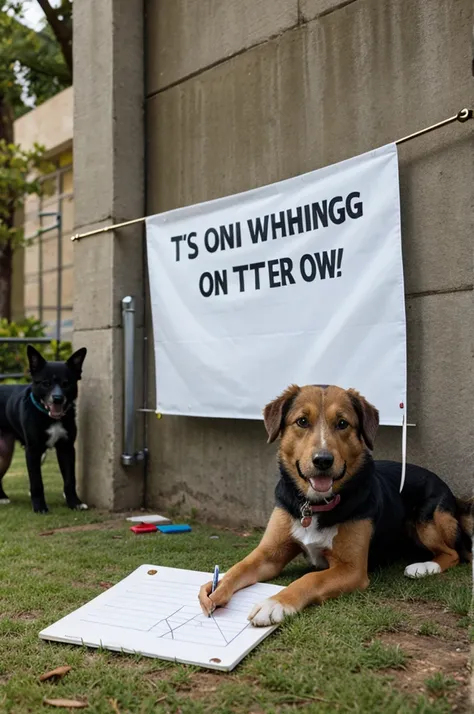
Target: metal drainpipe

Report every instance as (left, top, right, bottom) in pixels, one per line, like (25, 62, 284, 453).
(141, 0, 150, 505)
(121, 296, 144, 466)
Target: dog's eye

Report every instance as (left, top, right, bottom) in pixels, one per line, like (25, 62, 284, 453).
(336, 419, 349, 430)
(62, 380, 69, 388)
(296, 417, 309, 428)
(41, 380, 51, 388)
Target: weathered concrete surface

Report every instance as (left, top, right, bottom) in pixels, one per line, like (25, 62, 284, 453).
(144, 0, 473, 525)
(73, 0, 145, 509)
(73, 220, 114, 331)
(75, 324, 145, 510)
(73, 222, 145, 331)
(300, 0, 359, 22)
(75, 328, 117, 509)
(146, 413, 277, 528)
(146, 0, 298, 93)
(14, 86, 73, 155)
(147, 1, 474, 295)
(375, 291, 473, 498)
(74, 0, 473, 520)
(147, 289, 473, 525)
(74, 0, 144, 231)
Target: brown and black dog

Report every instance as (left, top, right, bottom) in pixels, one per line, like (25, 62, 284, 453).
(199, 384, 472, 626)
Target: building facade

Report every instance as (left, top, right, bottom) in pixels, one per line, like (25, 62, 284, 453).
(14, 87, 74, 342)
(73, 0, 473, 524)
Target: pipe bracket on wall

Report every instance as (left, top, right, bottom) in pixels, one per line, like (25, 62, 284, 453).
(121, 295, 146, 466)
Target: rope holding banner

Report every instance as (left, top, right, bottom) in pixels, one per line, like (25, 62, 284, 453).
(70, 108, 473, 242)
(399, 401, 407, 493)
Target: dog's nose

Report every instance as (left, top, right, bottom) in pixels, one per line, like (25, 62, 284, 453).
(52, 394, 64, 405)
(312, 450, 334, 471)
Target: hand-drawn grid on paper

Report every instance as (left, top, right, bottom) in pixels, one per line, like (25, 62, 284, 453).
(39, 565, 285, 671)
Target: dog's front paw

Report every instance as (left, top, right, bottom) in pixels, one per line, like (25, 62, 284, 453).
(404, 561, 441, 578)
(64, 492, 88, 510)
(33, 501, 49, 514)
(67, 500, 88, 511)
(248, 598, 296, 627)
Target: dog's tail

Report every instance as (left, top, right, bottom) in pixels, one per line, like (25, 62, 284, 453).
(455, 496, 473, 561)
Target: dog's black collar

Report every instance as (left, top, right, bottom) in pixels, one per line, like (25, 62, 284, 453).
(30, 392, 50, 416)
(276, 456, 375, 525)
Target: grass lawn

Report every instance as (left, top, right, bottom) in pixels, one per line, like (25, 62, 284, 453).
(0, 452, 471, 713)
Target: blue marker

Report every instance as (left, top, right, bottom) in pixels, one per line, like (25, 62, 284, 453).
(209, 565, 219, 618)
(211, 564, 219, 593)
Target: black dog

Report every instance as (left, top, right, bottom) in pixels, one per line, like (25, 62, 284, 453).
(0, 345, 87, 513)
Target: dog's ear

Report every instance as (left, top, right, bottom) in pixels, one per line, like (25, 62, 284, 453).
(27, 345, 46, 376)
(263, 384, 300, 444)
(66, 347, 87, 379)
(347, 389, 379, 451)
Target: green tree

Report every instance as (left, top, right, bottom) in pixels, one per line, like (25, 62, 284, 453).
(0, 139, 52, 319)
(0, 0, 72, 319)
(1, 1, 72, 116)
(35, 0, 72, 78)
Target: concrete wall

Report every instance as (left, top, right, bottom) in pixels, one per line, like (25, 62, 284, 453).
(143, 0, 473, 526)
(73, 0, 145, 509)
(73, 0, 473, 524)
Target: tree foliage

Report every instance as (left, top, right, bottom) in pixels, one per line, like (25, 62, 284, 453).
(0, 138, 52, 244)
(35, 0, 72, 77)
(0, 316, 72, 380)
(0, 1, 72, 116)
(0, 1, 73, 319)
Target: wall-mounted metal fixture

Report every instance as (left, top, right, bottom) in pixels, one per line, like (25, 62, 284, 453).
(121, 296, 146, 466)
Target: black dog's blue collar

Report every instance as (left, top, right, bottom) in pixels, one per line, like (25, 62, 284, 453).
(30, 392, 49, 415)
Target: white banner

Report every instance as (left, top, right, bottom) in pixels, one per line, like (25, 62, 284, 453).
(146, 143, 406, 425)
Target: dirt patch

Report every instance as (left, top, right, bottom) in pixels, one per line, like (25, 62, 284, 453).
(392, 600, 469, 642)
(12, 610, 39, 621)
(39, 520, 124, 536)
(381, 600, 471, 712)
(176, 672, 228, 700)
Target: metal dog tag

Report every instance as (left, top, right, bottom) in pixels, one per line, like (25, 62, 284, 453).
(300, 503, 312, 528)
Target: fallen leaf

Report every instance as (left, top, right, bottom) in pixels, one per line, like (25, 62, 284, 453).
(43, 698, 87, 709)
(99, 582, 113, 590)
(39, 666, 71, 683)
(109, 699, 121, 714)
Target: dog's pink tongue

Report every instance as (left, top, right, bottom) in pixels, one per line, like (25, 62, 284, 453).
(309, 476, 333, 492)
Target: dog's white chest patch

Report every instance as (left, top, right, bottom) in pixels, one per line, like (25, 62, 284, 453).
(46, 423, 68, 448)
(291, 518, 338, 569)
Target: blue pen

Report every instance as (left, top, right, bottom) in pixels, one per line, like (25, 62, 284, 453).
(211, 564, 219, 593)
(209, 565, 219, 617)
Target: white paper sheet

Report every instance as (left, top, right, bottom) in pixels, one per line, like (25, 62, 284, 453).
(39, 565, 284, 671)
